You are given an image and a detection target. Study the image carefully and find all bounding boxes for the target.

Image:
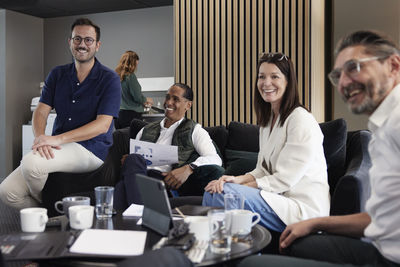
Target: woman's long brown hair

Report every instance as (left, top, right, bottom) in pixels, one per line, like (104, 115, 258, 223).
(254, 52, 304, 127)
(115, 50, 139, 81)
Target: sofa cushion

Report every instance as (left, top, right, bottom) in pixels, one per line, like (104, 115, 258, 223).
(227, 121, 259, 152)
(204, 125, 228, 157)
(319, 118, 347, 195)
(130, 119, 148, 138)
(224, 149, 258, 176)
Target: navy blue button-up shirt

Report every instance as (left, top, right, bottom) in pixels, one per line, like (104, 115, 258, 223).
(40, 58, 121, 161)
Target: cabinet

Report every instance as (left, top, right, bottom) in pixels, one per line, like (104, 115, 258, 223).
(22, 114, 56, 156)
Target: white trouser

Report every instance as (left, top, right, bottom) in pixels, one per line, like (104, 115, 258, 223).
(0, 142, 103, 209)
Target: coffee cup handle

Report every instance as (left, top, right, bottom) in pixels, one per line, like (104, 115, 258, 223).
(41, 214, 49, 226)
(211, 221, 219, 234)
(54, 201, 64, 214)
(251, 213, 261, 227)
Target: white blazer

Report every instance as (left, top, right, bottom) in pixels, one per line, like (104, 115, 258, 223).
(248, 107, 330, 225)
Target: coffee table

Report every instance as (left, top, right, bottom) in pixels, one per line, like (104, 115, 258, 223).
(37, 211, 271, 267)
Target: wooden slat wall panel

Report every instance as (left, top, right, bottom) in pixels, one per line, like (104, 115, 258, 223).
(174, 0, 325, 126)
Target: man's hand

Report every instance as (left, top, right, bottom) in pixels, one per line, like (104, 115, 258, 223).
(32, 135, 62, 159)
(279, 219, 317, 254)
(162, 165, 193, 189)
(145, 97, 154, 107)
(121, 154, 128, 166)
(279, 213, 370, 254)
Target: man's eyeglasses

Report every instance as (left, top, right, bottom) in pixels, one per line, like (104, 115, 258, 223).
(71, 36, 95, 46)
(328, 56, 385, 87)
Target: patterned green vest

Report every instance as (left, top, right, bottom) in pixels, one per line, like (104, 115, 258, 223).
(140, 119, 200, 169)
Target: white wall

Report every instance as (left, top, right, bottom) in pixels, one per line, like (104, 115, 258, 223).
(0, 10, 6, 179)
(0, 6, 174, 178)
(43, 6, 174, 79)
(333, 0, 400, 130)
(0, 10, 43, 178)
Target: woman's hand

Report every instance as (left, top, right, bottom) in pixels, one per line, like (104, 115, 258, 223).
(204, 175, 236, 194)
(243, 180, 258, 188)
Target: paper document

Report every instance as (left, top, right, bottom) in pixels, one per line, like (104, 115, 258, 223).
(69, 229, 147, 256)
(136, 217, 182, 226)
(122, 204, 144, 217)
(130, 139, 178, 166)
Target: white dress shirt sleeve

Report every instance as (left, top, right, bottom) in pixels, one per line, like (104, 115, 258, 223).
(191, 124, 222, 167)
(135, 128, 144, 140)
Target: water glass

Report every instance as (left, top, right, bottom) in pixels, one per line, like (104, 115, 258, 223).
(94, 186, 114, 219)
(208, 209, 232, 254)
(224, 193, 244, 211)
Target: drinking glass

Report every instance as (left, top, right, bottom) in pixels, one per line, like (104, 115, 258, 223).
(208, 209, 232, 254)
(224, 193, 244, 211)
(94, 186, 114, 219)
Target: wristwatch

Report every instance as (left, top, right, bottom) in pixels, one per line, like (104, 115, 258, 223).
(189, 163, 198, 170)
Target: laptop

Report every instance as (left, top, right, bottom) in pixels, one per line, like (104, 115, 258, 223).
(136, 174, 174, 236)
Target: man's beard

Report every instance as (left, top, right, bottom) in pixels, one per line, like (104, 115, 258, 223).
(343, 80, 388, 115)
(71, 47, 96, 63)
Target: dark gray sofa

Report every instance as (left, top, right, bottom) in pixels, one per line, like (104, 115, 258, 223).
(42, 118, 371, 219)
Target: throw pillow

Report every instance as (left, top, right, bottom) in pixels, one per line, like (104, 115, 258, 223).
(227, 121, 259, 152)
(224, 149, 258, 176)
(204, 125, 228, 157)
(319, 118, 347, 194)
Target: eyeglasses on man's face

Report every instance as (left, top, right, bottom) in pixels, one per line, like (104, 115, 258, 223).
(71, 36, 95, 46)
(328, 56, 385, 87)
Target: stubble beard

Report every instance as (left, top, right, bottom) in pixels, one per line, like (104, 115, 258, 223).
(346, 80, 389, 115)
(71, 47, 96, 64)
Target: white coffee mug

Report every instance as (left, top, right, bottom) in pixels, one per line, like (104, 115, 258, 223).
(184, 216, 210, 241)
(69, 205, 94, 230)
(228, 209, 260, 236)
(54, 196, 90, 217)
(20, 208, 48, 232)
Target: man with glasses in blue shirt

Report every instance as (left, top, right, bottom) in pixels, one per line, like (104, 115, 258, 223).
(0, 18, 121, 209)
(239, 30, 400, 267)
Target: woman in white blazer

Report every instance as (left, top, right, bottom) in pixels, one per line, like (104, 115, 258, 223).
(203, 53, 330, 232)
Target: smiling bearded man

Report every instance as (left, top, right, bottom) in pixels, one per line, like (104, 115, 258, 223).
(113, 83, 224, 209)
(0, 18, 121, 209)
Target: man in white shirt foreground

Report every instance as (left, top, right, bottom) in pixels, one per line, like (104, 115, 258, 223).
(114, 83, 223, 209)
(239, 30, 400, 267)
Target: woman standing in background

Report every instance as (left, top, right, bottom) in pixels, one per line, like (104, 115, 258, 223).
(115, 51, 153, 129)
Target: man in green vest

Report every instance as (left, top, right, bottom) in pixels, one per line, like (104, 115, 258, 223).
(114, 83, 224, 208)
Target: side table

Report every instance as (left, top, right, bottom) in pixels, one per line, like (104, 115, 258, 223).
(37, 212, 271, 267)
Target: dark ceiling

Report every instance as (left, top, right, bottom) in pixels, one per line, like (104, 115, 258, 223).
(0, 0, 173, 18)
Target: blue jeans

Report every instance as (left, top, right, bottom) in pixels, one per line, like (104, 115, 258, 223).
(202, 183, 286, 232)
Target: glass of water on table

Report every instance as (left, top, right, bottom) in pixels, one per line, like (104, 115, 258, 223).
(208, 209, 232, 254)
(94, 186, 114, 219)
